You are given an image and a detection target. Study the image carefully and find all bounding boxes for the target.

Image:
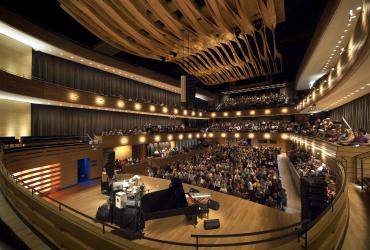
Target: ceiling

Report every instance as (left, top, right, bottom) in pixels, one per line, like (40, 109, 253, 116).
(0, 0, 328, 93)
(296, 0, 363, 90)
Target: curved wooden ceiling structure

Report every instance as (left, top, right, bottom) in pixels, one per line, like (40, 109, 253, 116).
(59, 0, 282, 85)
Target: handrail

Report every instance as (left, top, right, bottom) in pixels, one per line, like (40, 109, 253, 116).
(10, 174, 120, 232)
(305, 161, 346, 229)
(354, 148, 370, 159)
(353, 148, 370, 190)
(190, 220, 308, 238)
(0, 137, 349, 249)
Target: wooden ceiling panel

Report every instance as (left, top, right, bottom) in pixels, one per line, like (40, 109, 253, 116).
(59, 0, 283, 85)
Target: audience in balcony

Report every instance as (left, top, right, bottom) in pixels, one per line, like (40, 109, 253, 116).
(101, 124, 194, 136)
(288, 148, 336, 201)
(218, 92, 288, 111)
(148, 145, 287, 210)
(298, 118, 369, 146)
(208, 120, 297, 132)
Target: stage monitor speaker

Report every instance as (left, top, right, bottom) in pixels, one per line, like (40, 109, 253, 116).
(96, 203, 111, 222)
(207, 199, 220, 210)
(204, 219, 220, 230)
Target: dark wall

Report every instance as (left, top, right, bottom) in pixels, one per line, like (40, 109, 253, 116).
(31, 104, 182, 136)
(32, 51, 181, 107)
(330, 93, 370, 131)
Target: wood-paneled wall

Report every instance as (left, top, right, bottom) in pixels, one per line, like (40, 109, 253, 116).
(0, 33, 32, 78)
(0, 99, 31, 138)
(4, 144, 103, 189)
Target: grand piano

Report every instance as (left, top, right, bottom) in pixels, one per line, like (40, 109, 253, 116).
(102, 178, 204, 240)
(141, 178, 202, 222)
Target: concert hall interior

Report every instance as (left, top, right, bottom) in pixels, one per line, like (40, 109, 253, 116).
(1, 0, 370, 249)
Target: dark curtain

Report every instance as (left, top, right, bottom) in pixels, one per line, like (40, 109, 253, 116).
(186, 119, 208, 129)
(32, 51, 181, 107)
(330, 93, 370, 131)
(31, 104, 182, 136)
(195, 98, 208, 111)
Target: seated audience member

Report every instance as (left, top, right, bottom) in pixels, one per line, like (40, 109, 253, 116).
(353, 128, 369, 145)
(337, 129, 355, 145)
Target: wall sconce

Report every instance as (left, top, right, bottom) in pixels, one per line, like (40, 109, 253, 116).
(96, 97, 105, 105)
(203, 133, 207, 138)
(150, 105, 156, 112)
(162, 107, 168, 113)
(139, 136, 146, 143)
(281, 108, 288, 114)
(69, 93, 79, 101)
(211, 113, 216, 117)
(178, 134, 183, 140)
(196, 133, 200, 138)
(183, 110, 188, 115)
(208, 133, 214, 138)
(167, 135, 173, 141)
(221, 133, 226, 138)
(234, 133, 240, 138)
(265, 109, 271, 115)
(134, 103, 142, 110)
(281, 134, 289, 140)
(223, 112, 228, 117)
(236, 111, 242, 116)
(264, 133, 271, 139)
(199, 112, 203, 117)
(248, 133, 254, 139)
(191, 111, 195, 116)
(174, 108, 178, 114)
(121, 138, 128, 144)
(117, 100, 125, 108)
(188, 134, 192, 139)
(249, 110, 256, 115)
(154, 135, 161, 142)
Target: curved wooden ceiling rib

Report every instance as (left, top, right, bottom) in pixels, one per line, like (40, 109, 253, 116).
(59, 0, 282, 85)
(60, 0, 152, 58)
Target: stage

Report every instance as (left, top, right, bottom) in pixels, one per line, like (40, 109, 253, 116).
(48, 176, 300, 250)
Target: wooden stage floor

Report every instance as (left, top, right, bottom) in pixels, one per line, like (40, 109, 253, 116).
(48, 177, 300, 250)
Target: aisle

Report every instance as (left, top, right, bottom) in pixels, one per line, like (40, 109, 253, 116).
(277, 153, 301, 216)
(342, 183, 370, 250)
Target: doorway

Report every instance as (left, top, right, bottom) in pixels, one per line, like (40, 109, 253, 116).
(77, 158, 89, 183)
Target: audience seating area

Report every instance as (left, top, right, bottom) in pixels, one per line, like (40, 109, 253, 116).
(20, 136, 85, 146)
(217, 92, 288, 111)
(101, 125, 198, 136)
(148, 145, 287, 210)
(0, 137, 20, 148)
(208, 120, 295, 132)
(289, 148, 336, 202)
(297, 118, 370, 146)
(1, 136, 88, 152)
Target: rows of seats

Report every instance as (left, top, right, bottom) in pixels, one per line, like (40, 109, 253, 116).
(0, 137, 20, 148)
(20, 136, 85, 146)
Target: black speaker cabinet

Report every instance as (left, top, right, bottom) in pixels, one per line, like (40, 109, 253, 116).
(204, 219, 220, 230)
(207, 199, 220, 210)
